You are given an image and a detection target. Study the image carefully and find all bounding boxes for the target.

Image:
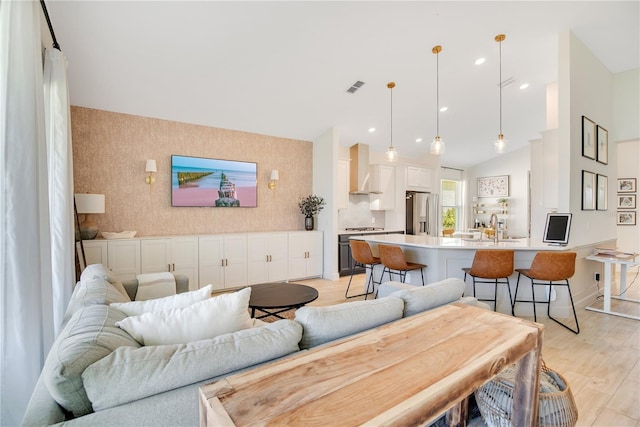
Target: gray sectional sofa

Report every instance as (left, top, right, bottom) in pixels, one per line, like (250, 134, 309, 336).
(22, 264, 486, 426)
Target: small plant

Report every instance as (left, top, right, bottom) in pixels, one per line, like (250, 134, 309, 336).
(497, 198, 508, 204)
(298, 195, 325, 217)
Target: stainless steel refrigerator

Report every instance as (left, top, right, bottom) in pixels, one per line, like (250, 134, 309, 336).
(405, 191, 439, 236)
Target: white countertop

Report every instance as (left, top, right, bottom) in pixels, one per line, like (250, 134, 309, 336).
(350, 233, 570, 251)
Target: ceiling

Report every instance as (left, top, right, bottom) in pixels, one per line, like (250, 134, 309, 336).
(46, 1, 639, 169)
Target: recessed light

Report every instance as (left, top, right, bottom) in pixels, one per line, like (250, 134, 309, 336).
(368, 127, 376, 133)
(519, 83, 529, 90)
(416, 138, 423, 143)
(475, 58, 485, 65)
(440, 106, 448, 112)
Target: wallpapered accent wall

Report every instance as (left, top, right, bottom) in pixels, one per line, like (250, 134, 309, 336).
(71, 107, 313, 236)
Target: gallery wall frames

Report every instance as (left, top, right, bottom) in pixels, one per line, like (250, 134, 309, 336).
(616, 178, 637, 227)
(477, 175, 509, 197)
(582, 116, 596, 160)
(582, 170, 596, 211)
(596, 174, 608, 211)
(597, 126, 608, 165)
(617, 211, 636, 226)
(617, 178, 636, 193)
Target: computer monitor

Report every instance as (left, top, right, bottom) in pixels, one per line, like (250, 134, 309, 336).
(543, 213, 572, 246)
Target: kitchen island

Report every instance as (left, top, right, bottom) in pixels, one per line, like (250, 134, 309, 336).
(351, 234, 571, 314)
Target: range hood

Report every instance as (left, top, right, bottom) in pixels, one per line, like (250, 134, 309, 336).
(349, 143, 381, 195)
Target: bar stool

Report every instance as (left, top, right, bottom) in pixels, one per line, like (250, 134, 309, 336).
(513, 252, 579, 334)
(345, 240, 380, 300)
(462, 249, 514, 313)
(378, 244, 426, 286)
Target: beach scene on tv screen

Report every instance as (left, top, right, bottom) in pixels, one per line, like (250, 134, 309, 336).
(171, 155, 257, 207)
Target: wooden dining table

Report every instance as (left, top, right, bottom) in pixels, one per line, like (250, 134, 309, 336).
(199, 303, 544, 427)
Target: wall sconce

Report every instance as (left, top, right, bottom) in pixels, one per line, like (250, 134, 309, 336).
(268, 169, 279, 190)
(74, 193, 105, 240)
(145, 159, 157, 189)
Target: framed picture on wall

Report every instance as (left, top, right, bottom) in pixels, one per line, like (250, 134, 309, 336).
(617, 194, 636, 209)
(582, 116, 596, 160)
(596, 174, 608, 211)
(617, 211, 636, 226)
(582, 170, 596, 210)
(596, 125, 608, 165)
(617, 178, 636, 193)
(477, 175, 509, 197)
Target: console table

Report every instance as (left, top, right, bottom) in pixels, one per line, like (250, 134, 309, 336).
(199, 303, 543, 427)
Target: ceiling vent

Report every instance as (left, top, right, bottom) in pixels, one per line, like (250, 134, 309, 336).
(346, 80, 365, 94)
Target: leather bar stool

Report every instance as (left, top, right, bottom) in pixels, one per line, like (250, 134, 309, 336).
(462, 249, 514, 313)
(378, 244, 426, 286)
(513, 252, 579, 334)
(345, 240, 381, 300)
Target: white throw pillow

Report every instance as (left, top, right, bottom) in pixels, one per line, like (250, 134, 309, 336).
(110, 285, 213, 316)
(115, 287, 252, 345)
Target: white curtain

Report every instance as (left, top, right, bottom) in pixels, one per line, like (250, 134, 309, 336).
(0, 1, 62, 425)
(44, 47, 75, 334)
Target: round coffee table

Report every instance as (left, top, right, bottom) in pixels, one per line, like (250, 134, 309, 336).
(248, 282, 319, 320)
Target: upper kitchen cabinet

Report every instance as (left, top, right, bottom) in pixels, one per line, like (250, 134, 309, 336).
(337, 159, 349, 210)
(370, 164, 395, 210)
(407, 166, 432, 192)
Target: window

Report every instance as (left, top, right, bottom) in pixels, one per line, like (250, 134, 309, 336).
(441, 179, 461, 230)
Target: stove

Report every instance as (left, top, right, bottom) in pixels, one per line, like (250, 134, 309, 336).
(344, 227, 385, 232)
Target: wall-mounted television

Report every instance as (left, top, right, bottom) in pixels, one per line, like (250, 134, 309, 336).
(171, 155, 257, 207)
(543, 213, 572, 246)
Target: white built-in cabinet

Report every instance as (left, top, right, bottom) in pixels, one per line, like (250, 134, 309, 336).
(337, 160, 349, 210)
(82, 231, 322, 289)
(82, 239, 140, 281)
(140, 237, 199, 291)
(287, 231, 323, 280)
(407, 166, 432, 191)
(370, 164, 395, 210)
(247, 232, 289, 285)
(103, 240, 141, 281)
(198, 234, 248, 291)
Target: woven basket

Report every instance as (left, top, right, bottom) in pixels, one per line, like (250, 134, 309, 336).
(475, 362, 578, 427)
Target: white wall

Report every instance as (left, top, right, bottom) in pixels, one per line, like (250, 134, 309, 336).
(616, 140, 640, 254)
(561, 31, 616, 247)
(313, 127, 339, 280)
(613, 69, 640, 143)
(467, 146, 530, 238)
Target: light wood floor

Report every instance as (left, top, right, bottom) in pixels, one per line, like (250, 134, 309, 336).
(296, 272, 640, 427)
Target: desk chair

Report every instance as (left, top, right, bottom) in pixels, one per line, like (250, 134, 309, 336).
(462, 249, 514, 313)
(378, 244, 426, 286)
(513, 252, 579, 334)
(345, 240, 380, 300)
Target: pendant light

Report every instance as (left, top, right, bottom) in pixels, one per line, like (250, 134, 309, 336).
(494, 34, 507, 154)
(430, 45, 445, 155)
(385, 82, 398, 162)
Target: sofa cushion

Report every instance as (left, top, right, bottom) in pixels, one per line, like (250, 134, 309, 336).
(42, 304, 141, 417)
(134, 272, 177, 301)
(110, 284, 213, 316)
(115, 287, 252, 346)
(295, 296, 404, 349)
(80, 264, 130, 300)
(83, 319, 303, 411)
(63, 278, 131, 325)
(388, 278, 466, 317)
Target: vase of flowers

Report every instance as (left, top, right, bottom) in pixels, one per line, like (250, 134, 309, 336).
(298, 195, 325, 230)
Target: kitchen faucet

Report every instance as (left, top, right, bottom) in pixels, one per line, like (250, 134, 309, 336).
(489, 213, 499, 244)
